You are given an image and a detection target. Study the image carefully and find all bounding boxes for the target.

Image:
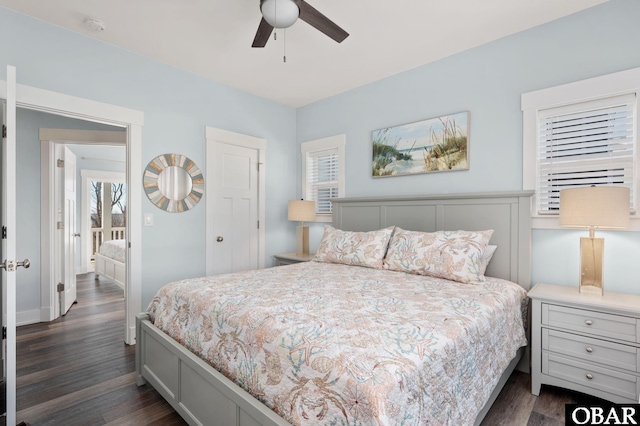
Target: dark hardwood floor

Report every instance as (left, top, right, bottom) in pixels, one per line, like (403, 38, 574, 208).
(14, 273, 185, 426)
(481, 368, 607, 426)
(9, 273, 604, 425)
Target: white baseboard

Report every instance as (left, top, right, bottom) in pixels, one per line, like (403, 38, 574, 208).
(126, 324, 136, 345)
(39, 305, 55, 322)
(17, 309, 42, 326)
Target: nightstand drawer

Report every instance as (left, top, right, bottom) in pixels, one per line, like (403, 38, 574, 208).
(543, 353, 638, 401)
(543, 329, 638, 373)
(543, 303, 638, 343)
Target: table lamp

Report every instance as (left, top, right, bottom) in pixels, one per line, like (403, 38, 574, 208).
(559, 186, 630, 295)
(288, 200, 316, 255)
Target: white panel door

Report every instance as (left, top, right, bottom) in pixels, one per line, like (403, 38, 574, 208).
(61, 146, 77, 315)
(2, 65, 20, 425)
(212, 142, 259, 275)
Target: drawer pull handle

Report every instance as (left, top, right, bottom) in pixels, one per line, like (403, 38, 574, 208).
(585, 320, 593, 326)
(586, 373, 593, 380)
(585, 347, 593, 353)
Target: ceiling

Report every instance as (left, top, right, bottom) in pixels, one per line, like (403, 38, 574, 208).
(0, 0, 609, 107)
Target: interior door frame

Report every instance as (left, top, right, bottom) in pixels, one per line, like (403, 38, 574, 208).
(0, 81, 144, 345)
(205, 126, 266, 275)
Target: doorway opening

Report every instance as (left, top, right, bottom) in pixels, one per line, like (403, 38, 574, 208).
(1, 72, 143, 424)
(82, 170, 127, 272)
(40, 128, 127, 321)
(1, 82, 145, 346)
(90, 180, 127, 258)
(87, 173, 127, 290)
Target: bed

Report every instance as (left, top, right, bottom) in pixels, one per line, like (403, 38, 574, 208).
(136, 191, 533, 425)
(94, 239, 126, 290)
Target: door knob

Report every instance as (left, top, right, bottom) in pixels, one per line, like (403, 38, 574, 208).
(216, 236, 224, 242)
(0, 258, 30, 271)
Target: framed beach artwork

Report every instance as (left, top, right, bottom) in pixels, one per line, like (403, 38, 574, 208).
(372, 111, 469, 177)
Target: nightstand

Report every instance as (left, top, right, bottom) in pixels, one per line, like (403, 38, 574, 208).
(529, 283, 640, 404)
(273, 252, 315, 266)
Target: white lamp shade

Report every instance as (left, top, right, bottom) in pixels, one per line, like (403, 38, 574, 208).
(288, 200, 316, 222)
(261, 0, 300, 29)
(559, 186, 630, 229)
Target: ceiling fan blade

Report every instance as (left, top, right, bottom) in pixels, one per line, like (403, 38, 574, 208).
(298, 1, 349, 43)
(252, 18, 274, 48)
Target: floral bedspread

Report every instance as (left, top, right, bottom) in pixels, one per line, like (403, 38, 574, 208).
(98, 239, 126, 263)
(147, 262, 527, 425)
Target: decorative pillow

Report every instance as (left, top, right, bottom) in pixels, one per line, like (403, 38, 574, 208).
(314, 226, 395, 269)
(383, 228, 494, 283)
(479, 245, 498, 276)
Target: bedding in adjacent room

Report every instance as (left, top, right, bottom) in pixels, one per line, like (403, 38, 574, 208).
(147, 261, 527, 425)
(98, 239, 126, 263)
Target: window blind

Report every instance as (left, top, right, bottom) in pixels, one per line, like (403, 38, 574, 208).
(537, 93, 636, 214)
(306, 148, 339, 214)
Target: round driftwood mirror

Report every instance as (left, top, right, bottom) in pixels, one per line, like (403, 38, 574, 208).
(144, 154, 203, 213)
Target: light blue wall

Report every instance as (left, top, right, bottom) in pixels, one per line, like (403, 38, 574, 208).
(296, 0, 640, 295)
(0, 6, 298, 311)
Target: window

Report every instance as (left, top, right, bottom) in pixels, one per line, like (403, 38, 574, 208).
(301, 134, 346, 221)
(89, 181, 127, 256)
(537, 94, 636, 213)
(522, 67, 640, 227)
(90, 182, 127, 228)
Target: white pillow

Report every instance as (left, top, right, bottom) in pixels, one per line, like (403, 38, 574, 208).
(479, 245, 497, 275)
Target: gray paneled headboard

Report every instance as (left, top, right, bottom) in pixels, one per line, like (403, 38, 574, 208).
(331, 191, 534, 289)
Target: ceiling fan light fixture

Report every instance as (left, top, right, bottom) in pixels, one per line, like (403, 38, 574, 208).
(261, 0, 299, 29)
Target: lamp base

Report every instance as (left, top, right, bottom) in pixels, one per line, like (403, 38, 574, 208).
(295, 225, 309, 256)
(579, 236, 604, 296)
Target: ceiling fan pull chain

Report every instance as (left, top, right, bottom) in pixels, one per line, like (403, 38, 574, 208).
(274, 0, 277, 40)
(283, 28, 287, 63)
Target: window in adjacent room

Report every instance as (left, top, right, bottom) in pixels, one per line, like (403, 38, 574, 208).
(90, 181, 127, 258)
(301, 134, 346, 222)
(522, 67, 640, 227)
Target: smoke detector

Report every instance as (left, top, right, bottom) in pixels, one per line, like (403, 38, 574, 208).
(84, 18, 106, 32)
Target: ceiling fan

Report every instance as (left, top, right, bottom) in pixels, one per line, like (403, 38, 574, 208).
(252, 0, 349, 48)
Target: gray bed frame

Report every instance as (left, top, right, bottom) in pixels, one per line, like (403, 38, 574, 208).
(94, 252, 126, 290)
(136, 190, 534, 426)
